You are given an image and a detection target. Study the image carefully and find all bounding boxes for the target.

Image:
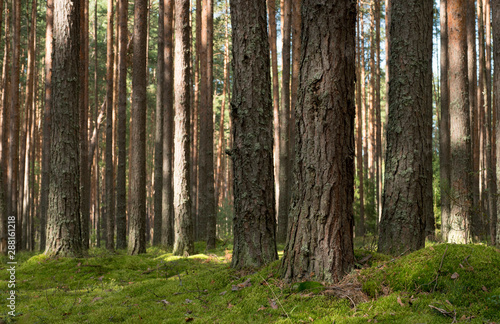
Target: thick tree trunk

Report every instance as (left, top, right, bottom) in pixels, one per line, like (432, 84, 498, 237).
(278, 0, 291, 244)
(230, 0, 277, 269)
(162, 0, 174, 248)
(128, 0, 148, 255)
(0, 3, 8, 254)
(281, 0, 356, 283)
(45, 0, 83, 257)
(153, 0, 164, 246)
(290, 0, 300, 193)
(173, 0, 194, 256)
(447, 0, 472, 244)
(116, 0, 128, 250)
(378, 0, 433, 255)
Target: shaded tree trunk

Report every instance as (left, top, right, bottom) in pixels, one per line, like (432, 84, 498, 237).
(173, 0, 194, 256)
(116, 0, 128, 250)
(493, 0, 500, 245)
(153, 0, 164, 246)
(290, 0, 300, 200)
(45, 0, 83, 257)
(162, 0, 174, 248)
(281, 0, 356, 282)
(230, 0, 277, 269)
(105, 0, 114, 250)
(447, 0, 472, 244)
(378, 0, 433, 255)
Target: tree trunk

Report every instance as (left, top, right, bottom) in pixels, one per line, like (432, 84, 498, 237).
(355, 0, 365, 238)
(0, 0, 8, 254)
(447, 0, 472, 244)
(493, 0, 500, 245)
(440, 0, 451, 241)
(198, 0, 216, 248)
(162, 0, 174, 248)
(9, 0, 20, 251)
(173, 0, 194, 256)
(278, 0, 291, 244)
(45, 0, 83, 257)
(281, 0, 356, 282)
(153, 0, 164, 246)
(230, 0, 277, 269)
(116, 0, 128, 250)
(378, 0, 433, 255)
(290, 0, 300, 197)
(128, 0, 148, 255)
(267, 0, 280, 229)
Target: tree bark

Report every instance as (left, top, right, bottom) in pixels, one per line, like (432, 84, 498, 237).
(281, 0, 356, 283)
(45, 0, 83, 257)
(128, 0, 148, 255)
(378, 0, 433, 255)
(173, 0, 194, 256)
(447, 0, 472, 244)
(230, 0, 277, 269)
(162, 0, 174, 248)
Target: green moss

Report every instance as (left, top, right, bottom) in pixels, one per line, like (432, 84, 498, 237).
(1, 243, 499, 323)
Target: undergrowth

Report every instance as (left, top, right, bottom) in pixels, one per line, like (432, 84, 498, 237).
(0, 242, 499, 323)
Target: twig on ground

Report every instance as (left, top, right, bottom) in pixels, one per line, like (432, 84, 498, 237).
(259, 275, 289, 318)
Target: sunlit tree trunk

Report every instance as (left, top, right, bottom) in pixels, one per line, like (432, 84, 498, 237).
(128, 0, 148, 255)
(45, 0, 83, 257)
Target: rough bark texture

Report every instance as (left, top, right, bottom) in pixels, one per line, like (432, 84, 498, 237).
(81, 0, 90, 250)
(230, 0, 277, 269)
(290, 0, 300, 198)
(173, 0, 194, 256)
(281, 0, 356, 283)
(0, 0, 9, 254)
(128, 0, 148, 255)
(45, 0, 83, 257)
(162, 0, 174, 248)
(278, 0, 291, 244)
(40, 0, 52, 252)
(492, 0, 500, 245)
(153, 0, 164, 246)
(116, 0, 128, 250)
(378, 0, 433, 255)
(440, 0, 451, 241)
(447, 0, 472, 244)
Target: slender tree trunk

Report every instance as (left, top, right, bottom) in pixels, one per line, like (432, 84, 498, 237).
(356, 0, 365, 238)
(378, 0, 433, 255)
(375, 0, 382, 226)
(448, 0, 472, 244)
(267, 0, 280, 225)
(153, 0, 164, 246)
(9, 0, 20, 251)
(80, 0, 90, 250)
(215, 14, 230, 208)
(440, 0, 451, 241)
(199, 0, 216, 248)
(230, 0, 277, 269)
(278, 0, 291, 244)
(128, 0, 148, 255)
(492, 0, 500, 245)
(46, 0, 83, 257)
(0, 0, 8, 254)
(115, 0, 128, 250)
(191, 0, 200, 240)
(281, 0, 356, 282)
(173, 0, 193, 256)
(104, 0, 114, 250)
(161, 0, 174, 248)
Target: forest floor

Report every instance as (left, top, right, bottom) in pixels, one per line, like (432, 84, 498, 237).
(1, 240, 499, 323)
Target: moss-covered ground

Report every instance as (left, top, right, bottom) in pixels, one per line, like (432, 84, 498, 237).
(1, 241, 499, 323)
